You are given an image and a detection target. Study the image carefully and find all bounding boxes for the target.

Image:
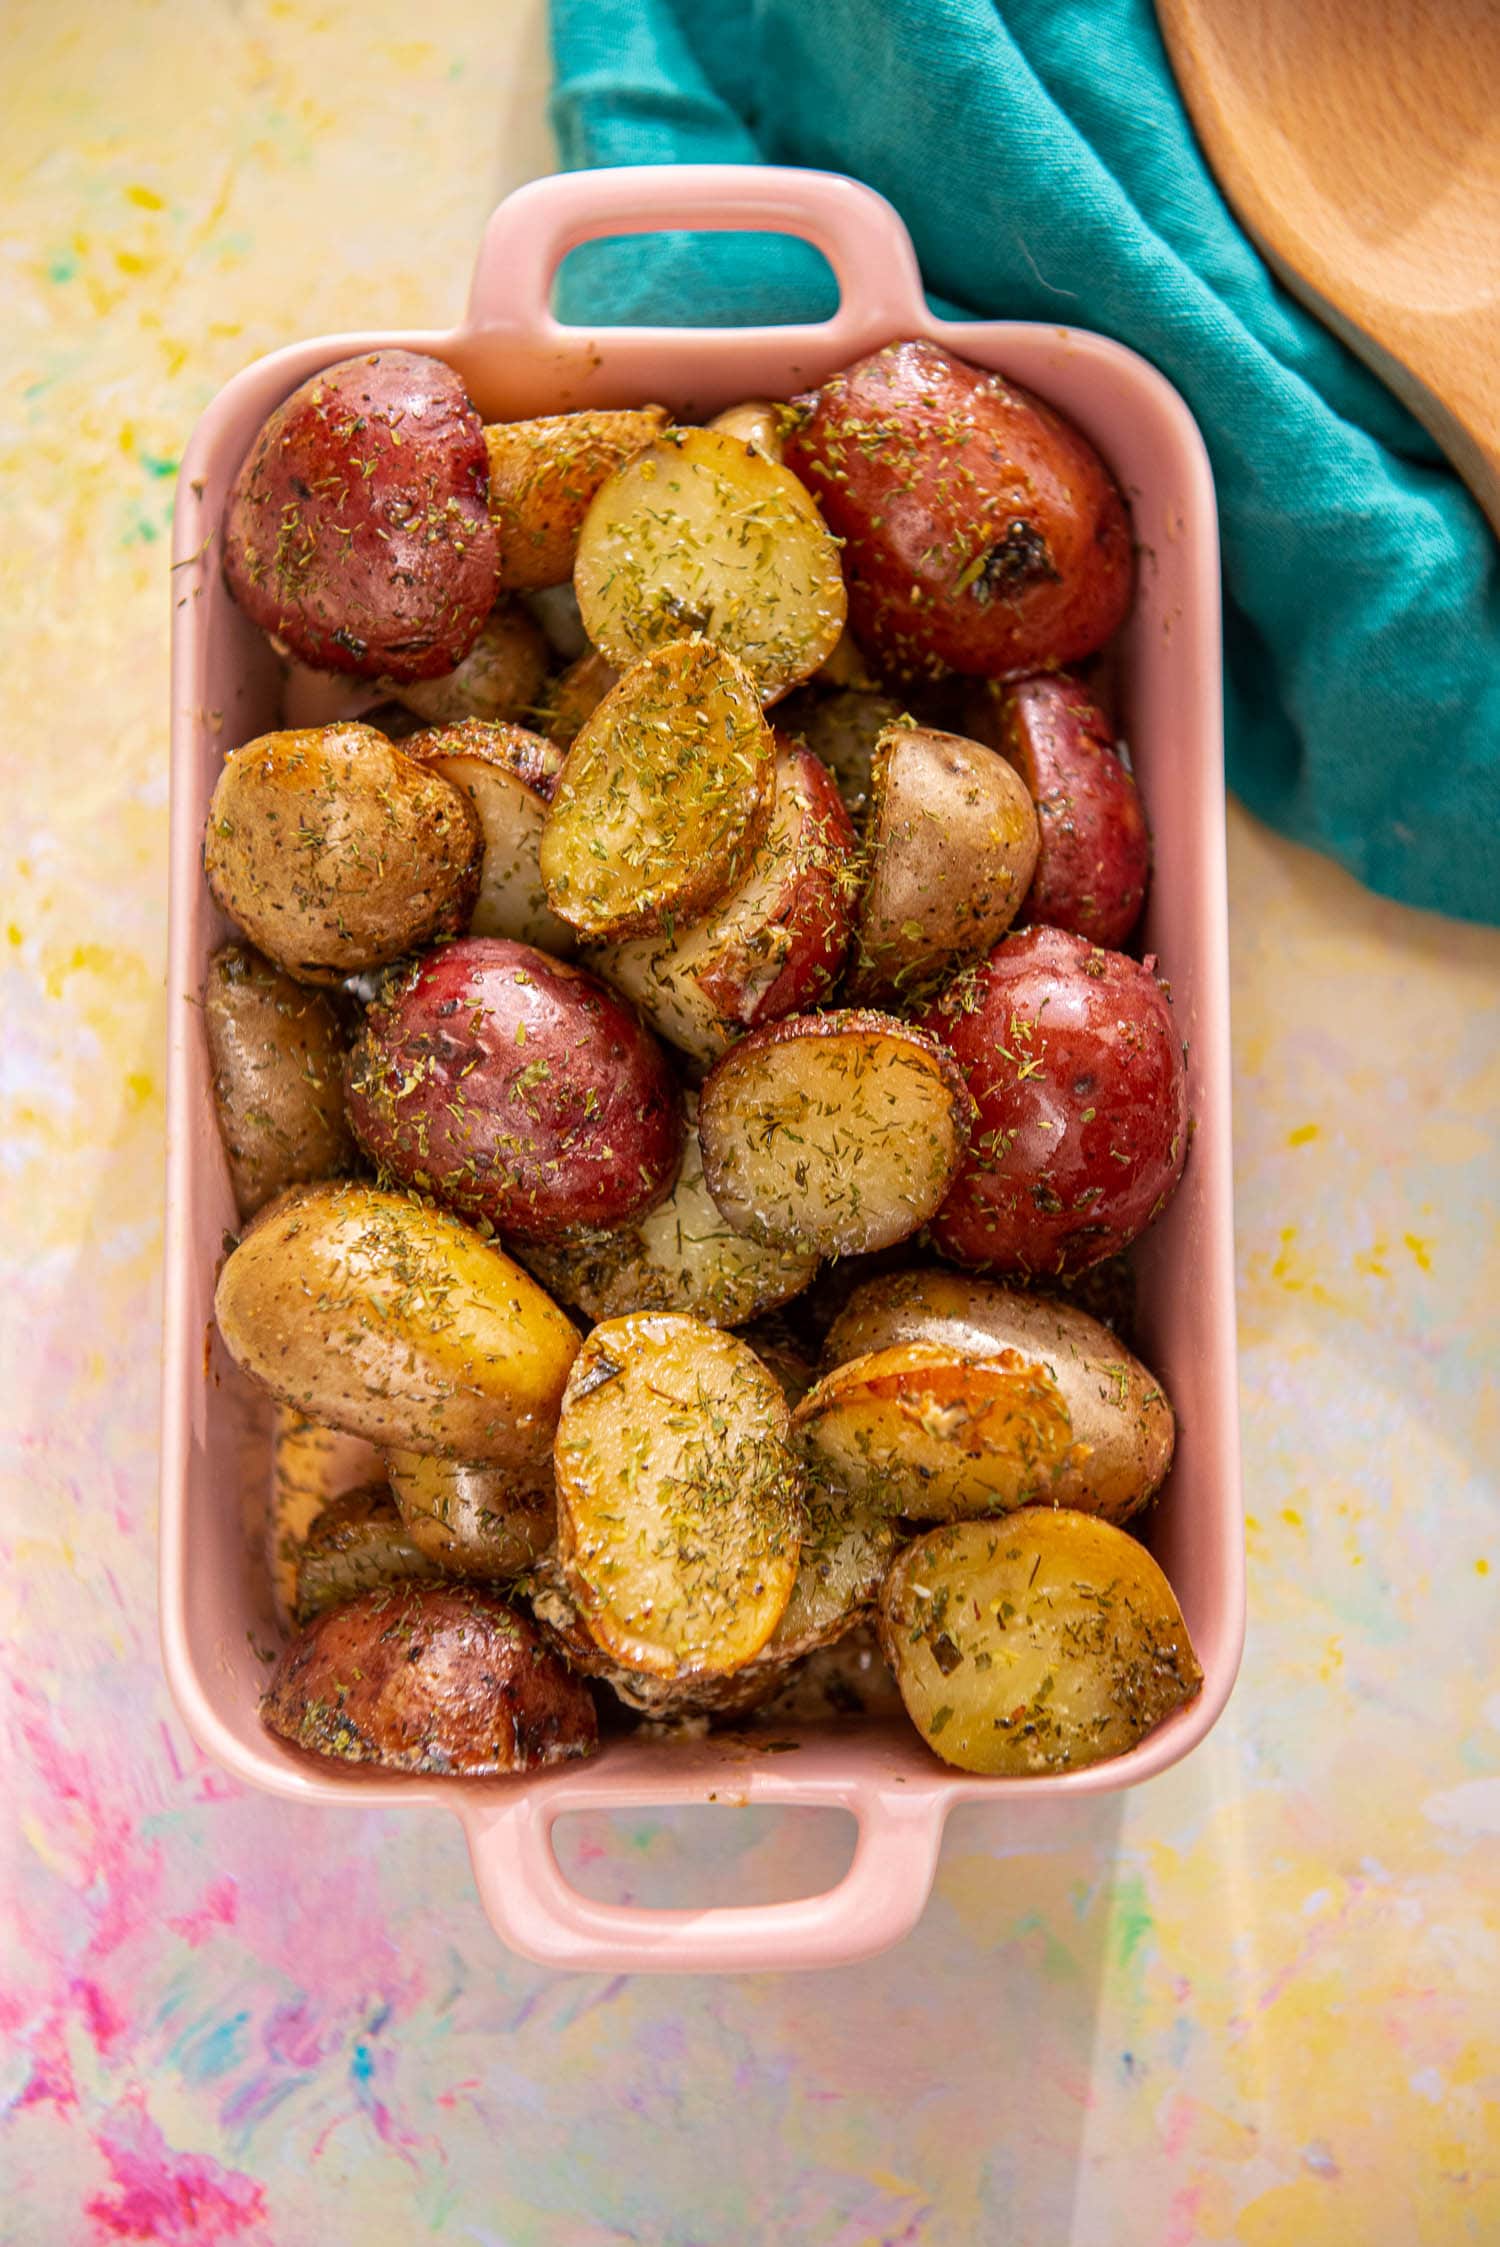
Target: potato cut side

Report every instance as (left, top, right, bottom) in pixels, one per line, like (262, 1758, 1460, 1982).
(539, 639, 776, 941)
(793, 1342, 1078, 1519)
(485, 407, 669, 590)
(574, 425, 846, 697)
(822, 1270, 1175, 1525)
(847, 724, 1039, 1002)
(526, 1561, 792, 1719)
(268, 1408, 382, 1628)
(697, 1010, 974, 1257)
(386, 1449, 556, 1578)
(553, 1313, 805, 1678)
(390, 601, 549, 727)
(405, 718, 576, 953)
(293, 1484, 441, 1621)
(879, 1513, 1203, 1775)
(760, 1487, 896, 1661)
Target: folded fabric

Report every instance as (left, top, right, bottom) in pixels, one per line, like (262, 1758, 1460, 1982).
(548, 0, 1500, 925)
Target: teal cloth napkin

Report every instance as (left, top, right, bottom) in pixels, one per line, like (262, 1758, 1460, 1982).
(548, 0, 1500, 925)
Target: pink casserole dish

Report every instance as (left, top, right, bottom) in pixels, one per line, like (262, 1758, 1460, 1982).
(161, 165, 1244, 1974)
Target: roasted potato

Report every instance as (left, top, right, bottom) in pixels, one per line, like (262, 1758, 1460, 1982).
(388, 602, 550, 729)
(484, 407, 669, 589)
(268, 1408, 382, 1627)
(385, 1450, 555, 1579)
(919, 928, 1188, 1275)
(785, 339, 1133, 680)
(344, 937, 681, 1240)
(203, 723, 482, 984)
(760, 1485, 896, 1660)
(512, 1092, 818, 1328)
(223, 350, 499, 681)
(793, 1342, 1078, 1518)
(823, 1270, 1174, 1523)
(261, 1583, 598, 1775)
(539, 647, 620, 750)
(846, 723, 1038, 1002)
(293, 1484, 440, 1621)
(553, 1314, 805, 1679)
(203, 943, 352, 1218)
(522, 582, 590, 662)
(697, 1010, 974, 1257)
(774, 687, 903, 827)
(574, 425, 847, 697)
(707, 399, 786, 459)
(215, 1182, 580, 1464)
(540, 640, 777, 942)
(745, 1623, 905, 1726)
(592, 740, 859, 1064)
(878, 1513, 1202, 1774)
(401, 718, 574, 952)
(525, 1562, 781, 1719)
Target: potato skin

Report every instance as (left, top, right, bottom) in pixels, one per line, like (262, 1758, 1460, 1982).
(919, 928, 1188, 1276)
(203, 723, 482, 984)
(203, 943, 352, 1217)
(223, 350, 499, 681)
(390, 602, 550, 729)
(823, 1270, 1174, 1524)
(293, 1484, 440, 1621)
(539, 648, 619, 751)
(785, 339, 1133, 679)
(775, 687, 903, 827)
(990, 675, 1149, 946)
(385, 1450, 555, 1580)
(214, 1181, 580, 1464)
(485, 407, 669, 589)
(402, 719, 575, 954)
(344, 937, 681, 1240)
(261, 1583, 598, 1775)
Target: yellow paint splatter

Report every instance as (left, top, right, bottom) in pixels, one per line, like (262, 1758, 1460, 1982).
(1319, 1636, 1344, 1679)
(1403, 1232, 1433, 1272)
(1353, 1240, 1391, 1279)
(1281, 1508, 1304, 1530)
(1287, 1122, 1320, 1147)
(124, 1070, 155, 1113)
(6, 924, 21, 946)
(1477, 1559, 1490, 1578)
(125, 184, 164, 210)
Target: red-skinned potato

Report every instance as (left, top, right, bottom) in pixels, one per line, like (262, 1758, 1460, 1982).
(223, 350, 499, 681)
(918, 927, 1188, 1276)
(972, 674, 1150, 945)
(344, 937, 681, 1241)
(592, 741, 859, 1065)
(785, 339, 1132, 680)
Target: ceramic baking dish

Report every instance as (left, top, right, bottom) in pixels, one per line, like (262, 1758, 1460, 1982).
(161, 164, 1243, 1974)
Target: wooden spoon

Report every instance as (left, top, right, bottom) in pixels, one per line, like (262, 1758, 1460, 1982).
(1156, 0, 1500, 538)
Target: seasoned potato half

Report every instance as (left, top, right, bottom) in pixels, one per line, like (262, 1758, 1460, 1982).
(386, 1450, 555, 1579)
(539, 647, 620, 750)
(554, 1314, 805, 1678)
(513, 1093, 818, 1328)
(215, 1182, 580, 1464)
(293, 1484, 440, 1621)
(540, 640, 776, 942)
(593, 742, 858, 1065)
(389, 602, 550, 729)
(879, 1513, 1202, 1774)
(697, 1010, 974, 1257)
(775, 687, 903, 827)
(707, 399, 786, 460)
(793, 1342, 1077, 1518)
(526, 1562, 789, 1719)
(847, 725, 1038, 1002)
(403, 718, 574, 952)
(761, 1486, 896, 1661)
(203, 723, 481, 983)
(204, 944, 352, 1218)
(261, 1583, 598, 1776)
(574, 425, 847, 697)
(823, 1270, 1175, 1523)
(268, 1408, 382, 1627)
(485, 407, 669, 589)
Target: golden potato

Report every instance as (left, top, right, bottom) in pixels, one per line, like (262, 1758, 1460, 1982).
(389, 601, 549, 728)
(539, 646, 619, 750)
(215, 1182, 580, 1465)
(203, 723, 481, 983)
(485, 407, 669, 589)
(402, 717, 575, 953)
(203, 943, 352, 1218)
(879, 1513, 1202, 1774)
(775, 687, 902, 826)
(267, 1407, 382, 1627)
(707, 399, 786, 460)
(823, 1270, 1175, 1524)
(385, 1449, 555, 1579)
(293, 1484, 440, 1621)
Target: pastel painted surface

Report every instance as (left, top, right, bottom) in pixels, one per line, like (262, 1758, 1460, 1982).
(2, 2, 1497, 2242)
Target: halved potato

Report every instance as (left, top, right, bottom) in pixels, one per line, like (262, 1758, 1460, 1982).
(204, 943, 353, 1219)
(761, 1485, 896, 1660)
(385, 1449, 555, 1579)
(878, 1512, 1203, 1774)
(539, 647, 619, 750)
(793, 1341, 1078, 1518)
(697, 1010, 974, 1256)
(512, 1092, 817, 1328)
(261, 1583, 598, 1775)
(775, 687, 902, 826)
(268, 1408, 382, 1627)
(389, 601, 549, 728)
(214, 1182, 580, 1465)
(846, 724, 1038, 1002)
(553, 1313, 805, 1679)
(485, 407, 670, 589)
(403, 717, 575, 953)
(525, 1562, 785, 1719)
(823, 1270, 1175, 1524)
(708, 399, 786, 460)
(591, 741, 858, 1065)
(293, 1484, 440, 1621)
(539, 639, 776, 942)
(574, 425, 846, 697)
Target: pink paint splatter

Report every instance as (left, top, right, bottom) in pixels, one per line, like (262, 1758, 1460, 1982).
(85, 2090, 271, 2243)
(1163, 2180, 1205, 2247)
(72, 1975, 128, 2055)
(166, 1877, 239, 1949)
(14, 2011, 77, 2112)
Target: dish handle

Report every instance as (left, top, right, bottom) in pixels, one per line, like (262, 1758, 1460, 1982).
(464, 163, 929, 354)
(462, 1780, 947, 1974)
